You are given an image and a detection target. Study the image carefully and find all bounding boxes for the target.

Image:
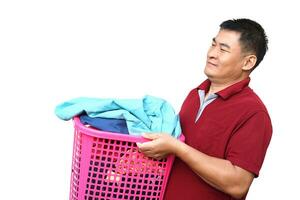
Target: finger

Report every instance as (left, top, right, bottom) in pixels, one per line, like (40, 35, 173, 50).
(152, 153, 166, 160)
(141, 133, 161, 140)
(136, 142, 142, 148)
(136, 141, 154, 152)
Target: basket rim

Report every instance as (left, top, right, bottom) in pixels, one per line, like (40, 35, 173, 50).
(73, 116, 184, 143)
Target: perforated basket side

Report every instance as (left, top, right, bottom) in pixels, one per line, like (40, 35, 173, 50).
(70, 117, 183, 200)
(81, 135, 171, 200)
(70, 128, 82, 200)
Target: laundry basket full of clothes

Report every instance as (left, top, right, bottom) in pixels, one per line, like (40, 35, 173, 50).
(55, 95, 184, 200)
(70, 117, 184, 200)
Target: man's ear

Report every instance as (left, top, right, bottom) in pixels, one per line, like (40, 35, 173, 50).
(242, 55, 257, 71)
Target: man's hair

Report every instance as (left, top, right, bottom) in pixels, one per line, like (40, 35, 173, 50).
(220, 18, 268, 70)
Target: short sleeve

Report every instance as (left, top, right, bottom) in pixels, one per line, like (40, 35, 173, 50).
(225, 111, 272, 177)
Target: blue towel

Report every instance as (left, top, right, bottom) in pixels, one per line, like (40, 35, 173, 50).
(80, 114, 129, 134)
(55, 95, 181, 138)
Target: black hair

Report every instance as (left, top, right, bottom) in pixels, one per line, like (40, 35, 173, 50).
(220, 18, 268, 70)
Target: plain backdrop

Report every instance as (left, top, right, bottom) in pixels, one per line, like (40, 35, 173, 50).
(0, 0, 299, 199)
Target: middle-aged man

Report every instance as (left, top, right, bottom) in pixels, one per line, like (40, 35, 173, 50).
(137, 18, 273, 200)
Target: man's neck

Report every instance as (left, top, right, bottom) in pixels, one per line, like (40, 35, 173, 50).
(207, 76, 248, 95)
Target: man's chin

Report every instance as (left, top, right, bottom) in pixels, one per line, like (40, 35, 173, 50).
(204, 68, 215, 78)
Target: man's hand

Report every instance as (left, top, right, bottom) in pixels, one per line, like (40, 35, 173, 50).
(136, 133, 180, 160)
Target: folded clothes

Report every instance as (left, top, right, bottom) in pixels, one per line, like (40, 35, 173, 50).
(80, 114, 129, 134)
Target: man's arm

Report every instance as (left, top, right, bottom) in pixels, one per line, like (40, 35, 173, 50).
(137, 133, 254, 199)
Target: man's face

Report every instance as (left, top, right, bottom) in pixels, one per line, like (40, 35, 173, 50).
(204, 29, 246, 84)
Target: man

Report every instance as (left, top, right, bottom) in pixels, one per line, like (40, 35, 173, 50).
(137, 18, 272, 200)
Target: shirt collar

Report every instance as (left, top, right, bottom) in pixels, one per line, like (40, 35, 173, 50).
(197, 77, 251, 100)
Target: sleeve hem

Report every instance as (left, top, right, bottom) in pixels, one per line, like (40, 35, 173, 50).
(228, 158, 260, 177)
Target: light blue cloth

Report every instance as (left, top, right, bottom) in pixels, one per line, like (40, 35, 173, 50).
(55, 95, 181, 138)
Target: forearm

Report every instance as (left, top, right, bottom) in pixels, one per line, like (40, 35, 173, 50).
(173, 141, 252, 199)
(137, 133, 253, 198)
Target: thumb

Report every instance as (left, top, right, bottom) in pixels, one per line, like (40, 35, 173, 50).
(141, 132, 160, 140)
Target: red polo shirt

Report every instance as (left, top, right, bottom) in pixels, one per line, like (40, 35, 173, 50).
(164, 78, 272, 200)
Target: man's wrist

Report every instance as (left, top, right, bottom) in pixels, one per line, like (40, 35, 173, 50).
(172, 138, 188, 158)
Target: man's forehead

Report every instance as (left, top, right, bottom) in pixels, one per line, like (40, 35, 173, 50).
(213, 30, 241, 48)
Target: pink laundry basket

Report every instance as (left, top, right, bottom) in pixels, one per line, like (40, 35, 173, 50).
(70, 116, 184, 200)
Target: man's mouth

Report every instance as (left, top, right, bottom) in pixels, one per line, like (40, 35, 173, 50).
(207, 61, 218, 67)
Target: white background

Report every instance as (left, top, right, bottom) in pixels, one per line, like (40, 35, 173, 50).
(0, 0, 299, 199)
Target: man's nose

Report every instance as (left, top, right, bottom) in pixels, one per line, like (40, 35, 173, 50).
(207, 46, 218, 58)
